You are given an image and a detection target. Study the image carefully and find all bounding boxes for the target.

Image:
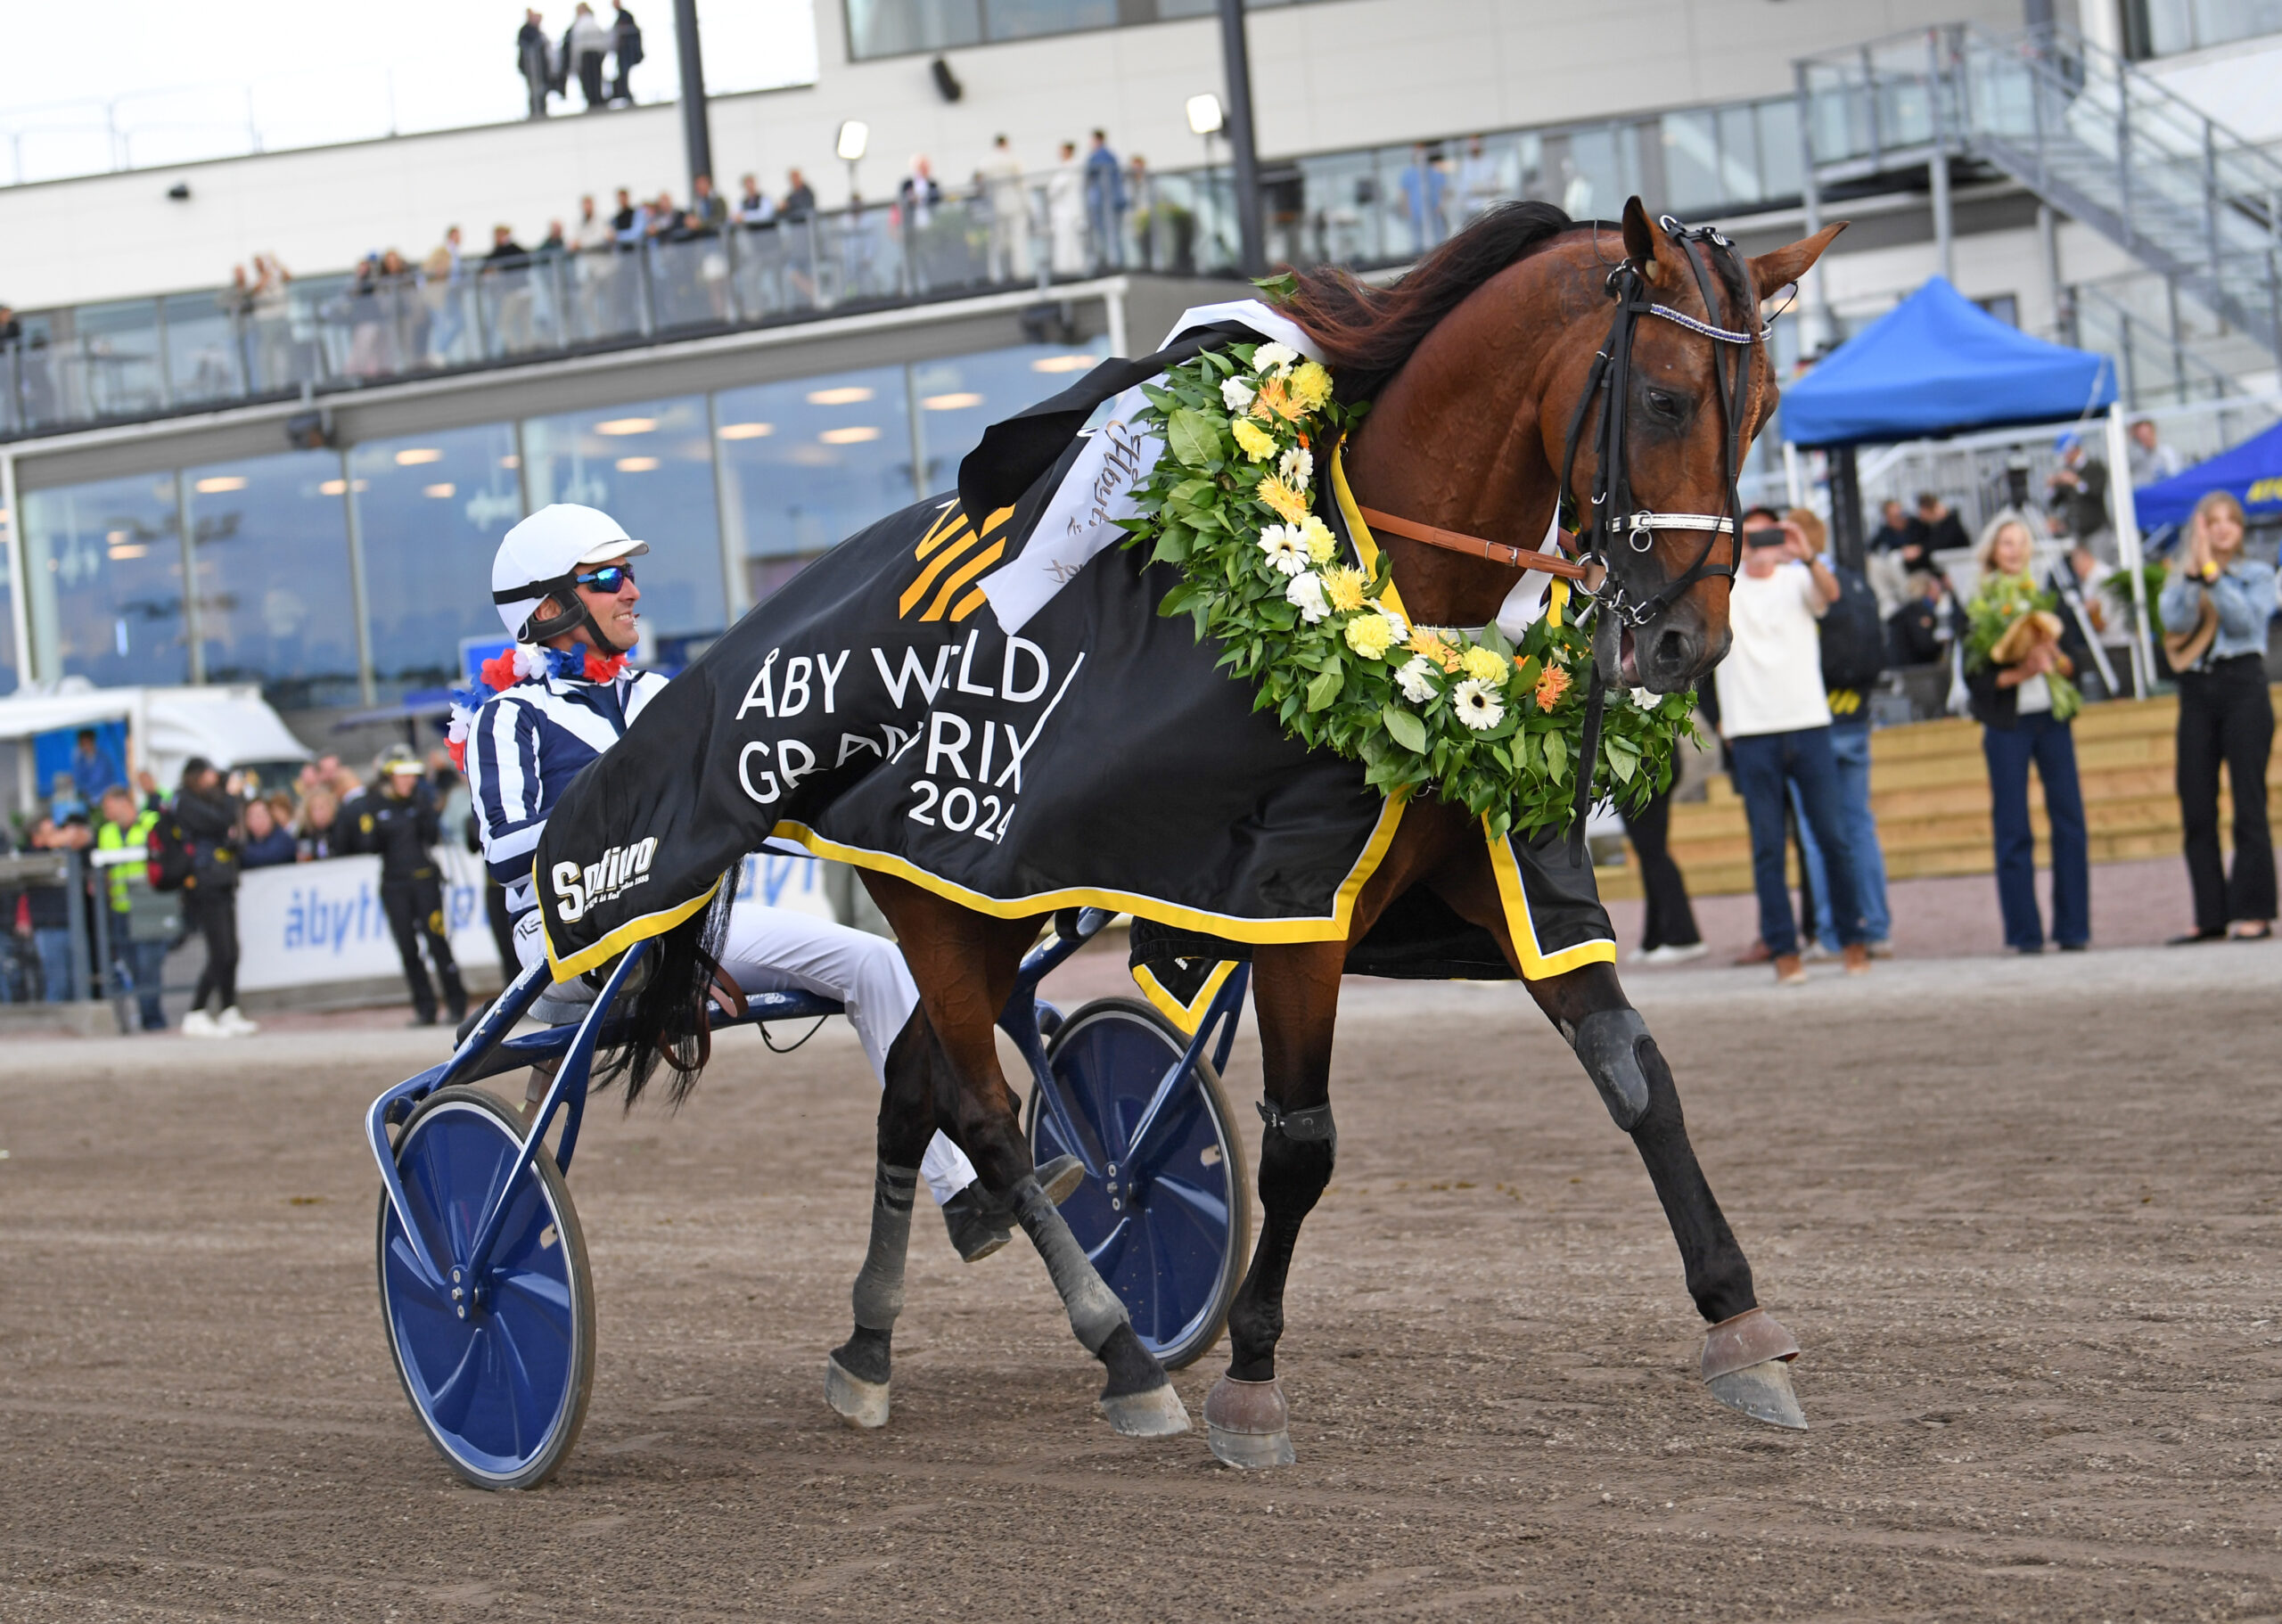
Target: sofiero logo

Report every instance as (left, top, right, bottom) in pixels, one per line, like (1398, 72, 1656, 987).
(553, 836, 661, 922)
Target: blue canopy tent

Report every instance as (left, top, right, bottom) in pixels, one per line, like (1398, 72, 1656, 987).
(2133, 418, 2282, 530)
(1781, 275, 2116, 448)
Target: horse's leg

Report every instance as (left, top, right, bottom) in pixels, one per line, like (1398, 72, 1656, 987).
(824, 1006, 938, 1428)
(864, 874, 1190, 1437)
(1430, 850, 1808, 1430)
(1203, 937, 1348, 1469)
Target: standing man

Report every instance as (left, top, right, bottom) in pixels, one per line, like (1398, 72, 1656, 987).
(2046, 434, 2114, 568)
(96, 784, 169, 1032)
(563, 3, 611, 111)
(517, 10, 555, 119)
(2127, 417, 2186, 487)
(68, 727, 124, 805)
(349, 752, 467, 1029)
(981, 135, 1028, 283)
(1713, 513, 1874, 983)
(610, 4, 644, 104)
(173, 759, 255, 1038)
(1083, 129, 1125, 270)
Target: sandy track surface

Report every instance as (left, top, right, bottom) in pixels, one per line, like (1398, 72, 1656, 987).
(2, 943, 2278, 1620)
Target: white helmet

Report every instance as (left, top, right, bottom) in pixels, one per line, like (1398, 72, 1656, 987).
(491, 504, 652, 644)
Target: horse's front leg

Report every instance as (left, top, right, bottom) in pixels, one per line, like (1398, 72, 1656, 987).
(1203, 938, 1347, 1469)
(824, 1007, 937, 1429)
(1526, 959, 1807, 1429)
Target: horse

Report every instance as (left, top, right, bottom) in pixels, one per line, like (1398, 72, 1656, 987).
(825, 198, 1847, 1464)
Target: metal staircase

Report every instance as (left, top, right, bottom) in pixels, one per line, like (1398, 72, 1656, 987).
(1798, 22, 2282, 361)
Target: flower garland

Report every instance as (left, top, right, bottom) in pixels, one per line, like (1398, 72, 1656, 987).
(1118, 340, 1696, 839)
(446, 643, 631, 771)
(1964, 573, 2081, 722)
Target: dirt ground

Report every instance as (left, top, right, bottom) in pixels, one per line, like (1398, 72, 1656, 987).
(3, 939, 2280, 1621)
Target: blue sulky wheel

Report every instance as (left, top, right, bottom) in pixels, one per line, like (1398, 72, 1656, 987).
(376, 1087, 595, 1490)
(1029, 997, 1252, 1371)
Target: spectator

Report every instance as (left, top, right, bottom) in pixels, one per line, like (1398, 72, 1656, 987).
(1789, 506, 1892, 958)
(517, 9, 556, 119)
(1125, 154, 1154, 269)
(1083, 130, 1124, 270)
(610, 187, 643, 244)
(1621, 779, 1704, 965)
(173, 758, 254, 1038)
(1887, 567, 1958, 667)
(610, 4, 644, 103)
(1454, 135, 1501, 222)
(239, 797, 297, 868)
(1907, 491, 1969, 560)
(981, 135, 1028, 283)
(1398, 144, 1448, 256)
(1964, 513, 2090, 954)
(346, 752, 467, 1028)
(422, 226, 465, 364)
(735, 173, 776, 226)
(135, 767, 163, 815)
(297, 788, 344, 860)
(483, 225, 534, 352)
(574, 193, 612, 254)
(1047, 142, 1087, 276)
(690, 173, 727, 232)
(2127, 416, 2186, 487)
(781, 168, 817, 222)
(2046, 433, 2114, 566)
(2158, 489, 2277, 943)
(1870, 498, 1924, 567)
(95, 784, 168, 1032)
(564, 3, 611, 111)
(69, 727, 124, 803)
(26, 812, 93, 1004)
(1712, 511, 1873, 982)
(47, 770, 86, 822)
(899, 155, 940, 229)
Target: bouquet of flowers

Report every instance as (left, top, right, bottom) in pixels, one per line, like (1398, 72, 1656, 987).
(1966, 572, 2081, 721)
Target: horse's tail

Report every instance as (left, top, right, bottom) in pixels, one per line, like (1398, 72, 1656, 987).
(594, 882, 733, 1111)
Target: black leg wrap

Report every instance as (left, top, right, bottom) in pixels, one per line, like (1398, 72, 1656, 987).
(831, 1324, 893, 1386)
(1566, 1007, 1652, 1131)
(1257, 1098, 1336, 1157)
(1629, 1031, 1757, 1324)
(1096, 1322, 1167, 1398)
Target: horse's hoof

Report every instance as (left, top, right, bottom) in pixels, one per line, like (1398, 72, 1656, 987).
(825, 1353, 890, 1430)
(1203, 1374, 1296, 1469)
(1705, 1359, 1808, 1430)
(1702, 1307, 1806, 1431)
(1096, 1379, 1191, 1437)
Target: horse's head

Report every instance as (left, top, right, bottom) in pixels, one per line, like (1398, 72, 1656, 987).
(1547, 200, 1843, 692)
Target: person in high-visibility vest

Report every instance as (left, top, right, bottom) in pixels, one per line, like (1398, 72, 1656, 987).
(96, 785, 168, 1032)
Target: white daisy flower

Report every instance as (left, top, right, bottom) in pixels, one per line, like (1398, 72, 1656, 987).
(1452, 677, 1505, 730)
(1257, 524, 1309, 577)
(1285, 570, 1330, 624)
(1253, 341, 1298, 374)
(1278, 446, 1314, 489)
(1394, 655, 1438, 704)
(1219, 376, 1257, 414)
(1379, 606, 1409, 643)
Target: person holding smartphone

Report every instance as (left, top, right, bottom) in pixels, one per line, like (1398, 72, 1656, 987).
(1713, 511, 1873, 983)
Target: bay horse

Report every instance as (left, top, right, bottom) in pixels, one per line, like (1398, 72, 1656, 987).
(828, 198, 1846, 1462)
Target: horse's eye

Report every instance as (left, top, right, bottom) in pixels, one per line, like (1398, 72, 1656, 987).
(1646, 390, 1680, 417)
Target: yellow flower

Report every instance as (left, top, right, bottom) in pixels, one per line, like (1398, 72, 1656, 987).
(1251, 376, 1303, 423)
(1257, 473, 1311, 525)
(1460, 644, 1509, 685)
(1231, 418, 1277, 463)
(1300, 513, 1338, 564)
(1343, 613, 1395, 660)
(1289, 361, 1334, 412)
(1322, 567, 1368, 612)
(1534, 664, 1572, 711)
(1408, 628, 1463, 673)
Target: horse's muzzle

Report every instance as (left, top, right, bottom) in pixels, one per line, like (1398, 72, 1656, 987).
(1629, 618, 1726, 694)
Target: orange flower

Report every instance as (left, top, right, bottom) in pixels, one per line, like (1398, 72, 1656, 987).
(1251, 376, 1304, 423)
(1256, 473, 1311, 525)
(1407, 629, 1463, 674)
(1534, 663, 1572, 711)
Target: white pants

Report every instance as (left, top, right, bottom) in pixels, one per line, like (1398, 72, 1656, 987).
(513, 906, 978, 1205)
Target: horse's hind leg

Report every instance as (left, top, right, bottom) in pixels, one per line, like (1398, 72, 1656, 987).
(864, 874, 1189, 1439)
(825, 1008, 937, 1428)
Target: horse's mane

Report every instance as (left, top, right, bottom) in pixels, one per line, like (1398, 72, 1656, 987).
(1280, 201, 1583, 404)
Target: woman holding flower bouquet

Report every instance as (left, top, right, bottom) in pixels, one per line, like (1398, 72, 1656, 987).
(1965, 513, 2089, 953)
(2156, 489, 2276, 943)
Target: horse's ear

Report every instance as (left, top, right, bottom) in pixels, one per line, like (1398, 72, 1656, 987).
(1620, 197, 1660, 278)
(1747, 222, 1847, 301)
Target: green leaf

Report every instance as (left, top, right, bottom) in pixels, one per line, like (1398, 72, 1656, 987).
(1305, 668, 1344, 712)
(1381, 704, 1428, 753)
(1167, 407, 1221, 469)
(1606, 747, 1635, 784)
(1542, 730, 1567, 781)
(1252, 270, 1299, 303)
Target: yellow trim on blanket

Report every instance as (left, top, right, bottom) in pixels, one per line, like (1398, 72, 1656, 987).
(769, 793, 1408, 945)
(1482, 816, 1616, 980)
(1330, 450, 1410, 627)
(1131, 957, 1237, 1035)
(542, 869, 726, 980)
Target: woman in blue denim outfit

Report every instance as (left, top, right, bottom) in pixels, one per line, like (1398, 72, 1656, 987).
(1965, 513, 2090, 953)
(2158, 490, 2277, 943)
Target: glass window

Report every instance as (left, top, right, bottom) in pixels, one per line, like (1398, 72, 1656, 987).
(1756, 98, 1802, 201)
(2139, 0, 2282, 53)
(1716, 104, 1762, 207)
(521, 396, 726, 644)
(910, 341, 1109, 497)
(982, 0, 1115, 39)
(1660, 111, 1723, 216)
(349, 423, 526, 698)
(184, 450, 361, 709)
(21, 473, 189, 690)
(714, 365, 916, 603)
(845, 0, 981, 57)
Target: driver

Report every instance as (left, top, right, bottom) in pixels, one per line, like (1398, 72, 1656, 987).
(461, 504, 1069, 1260)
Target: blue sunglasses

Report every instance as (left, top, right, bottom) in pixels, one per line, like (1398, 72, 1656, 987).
(573, 563, 636, 593)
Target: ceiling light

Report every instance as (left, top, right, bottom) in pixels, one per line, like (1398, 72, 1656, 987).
(718, 422, 775, 439)
(807, 386, 874, 406)
(616, 455, 661, 472)
(1031, 354, 1094, 373)
(500, 454, 521, 469)
(193, 475, 247, 493)
(109, 544, 149, 559)
(835, 119, 869, 162)
(423, 482, 456, 498)
(922, 391, 984, 411)
(1186, 93, 1225, 136)
(818, 426, 881, 445)
(595, 417, 658, 436)
(320, 480, 346, 496)
(394, 447, 444, 465)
